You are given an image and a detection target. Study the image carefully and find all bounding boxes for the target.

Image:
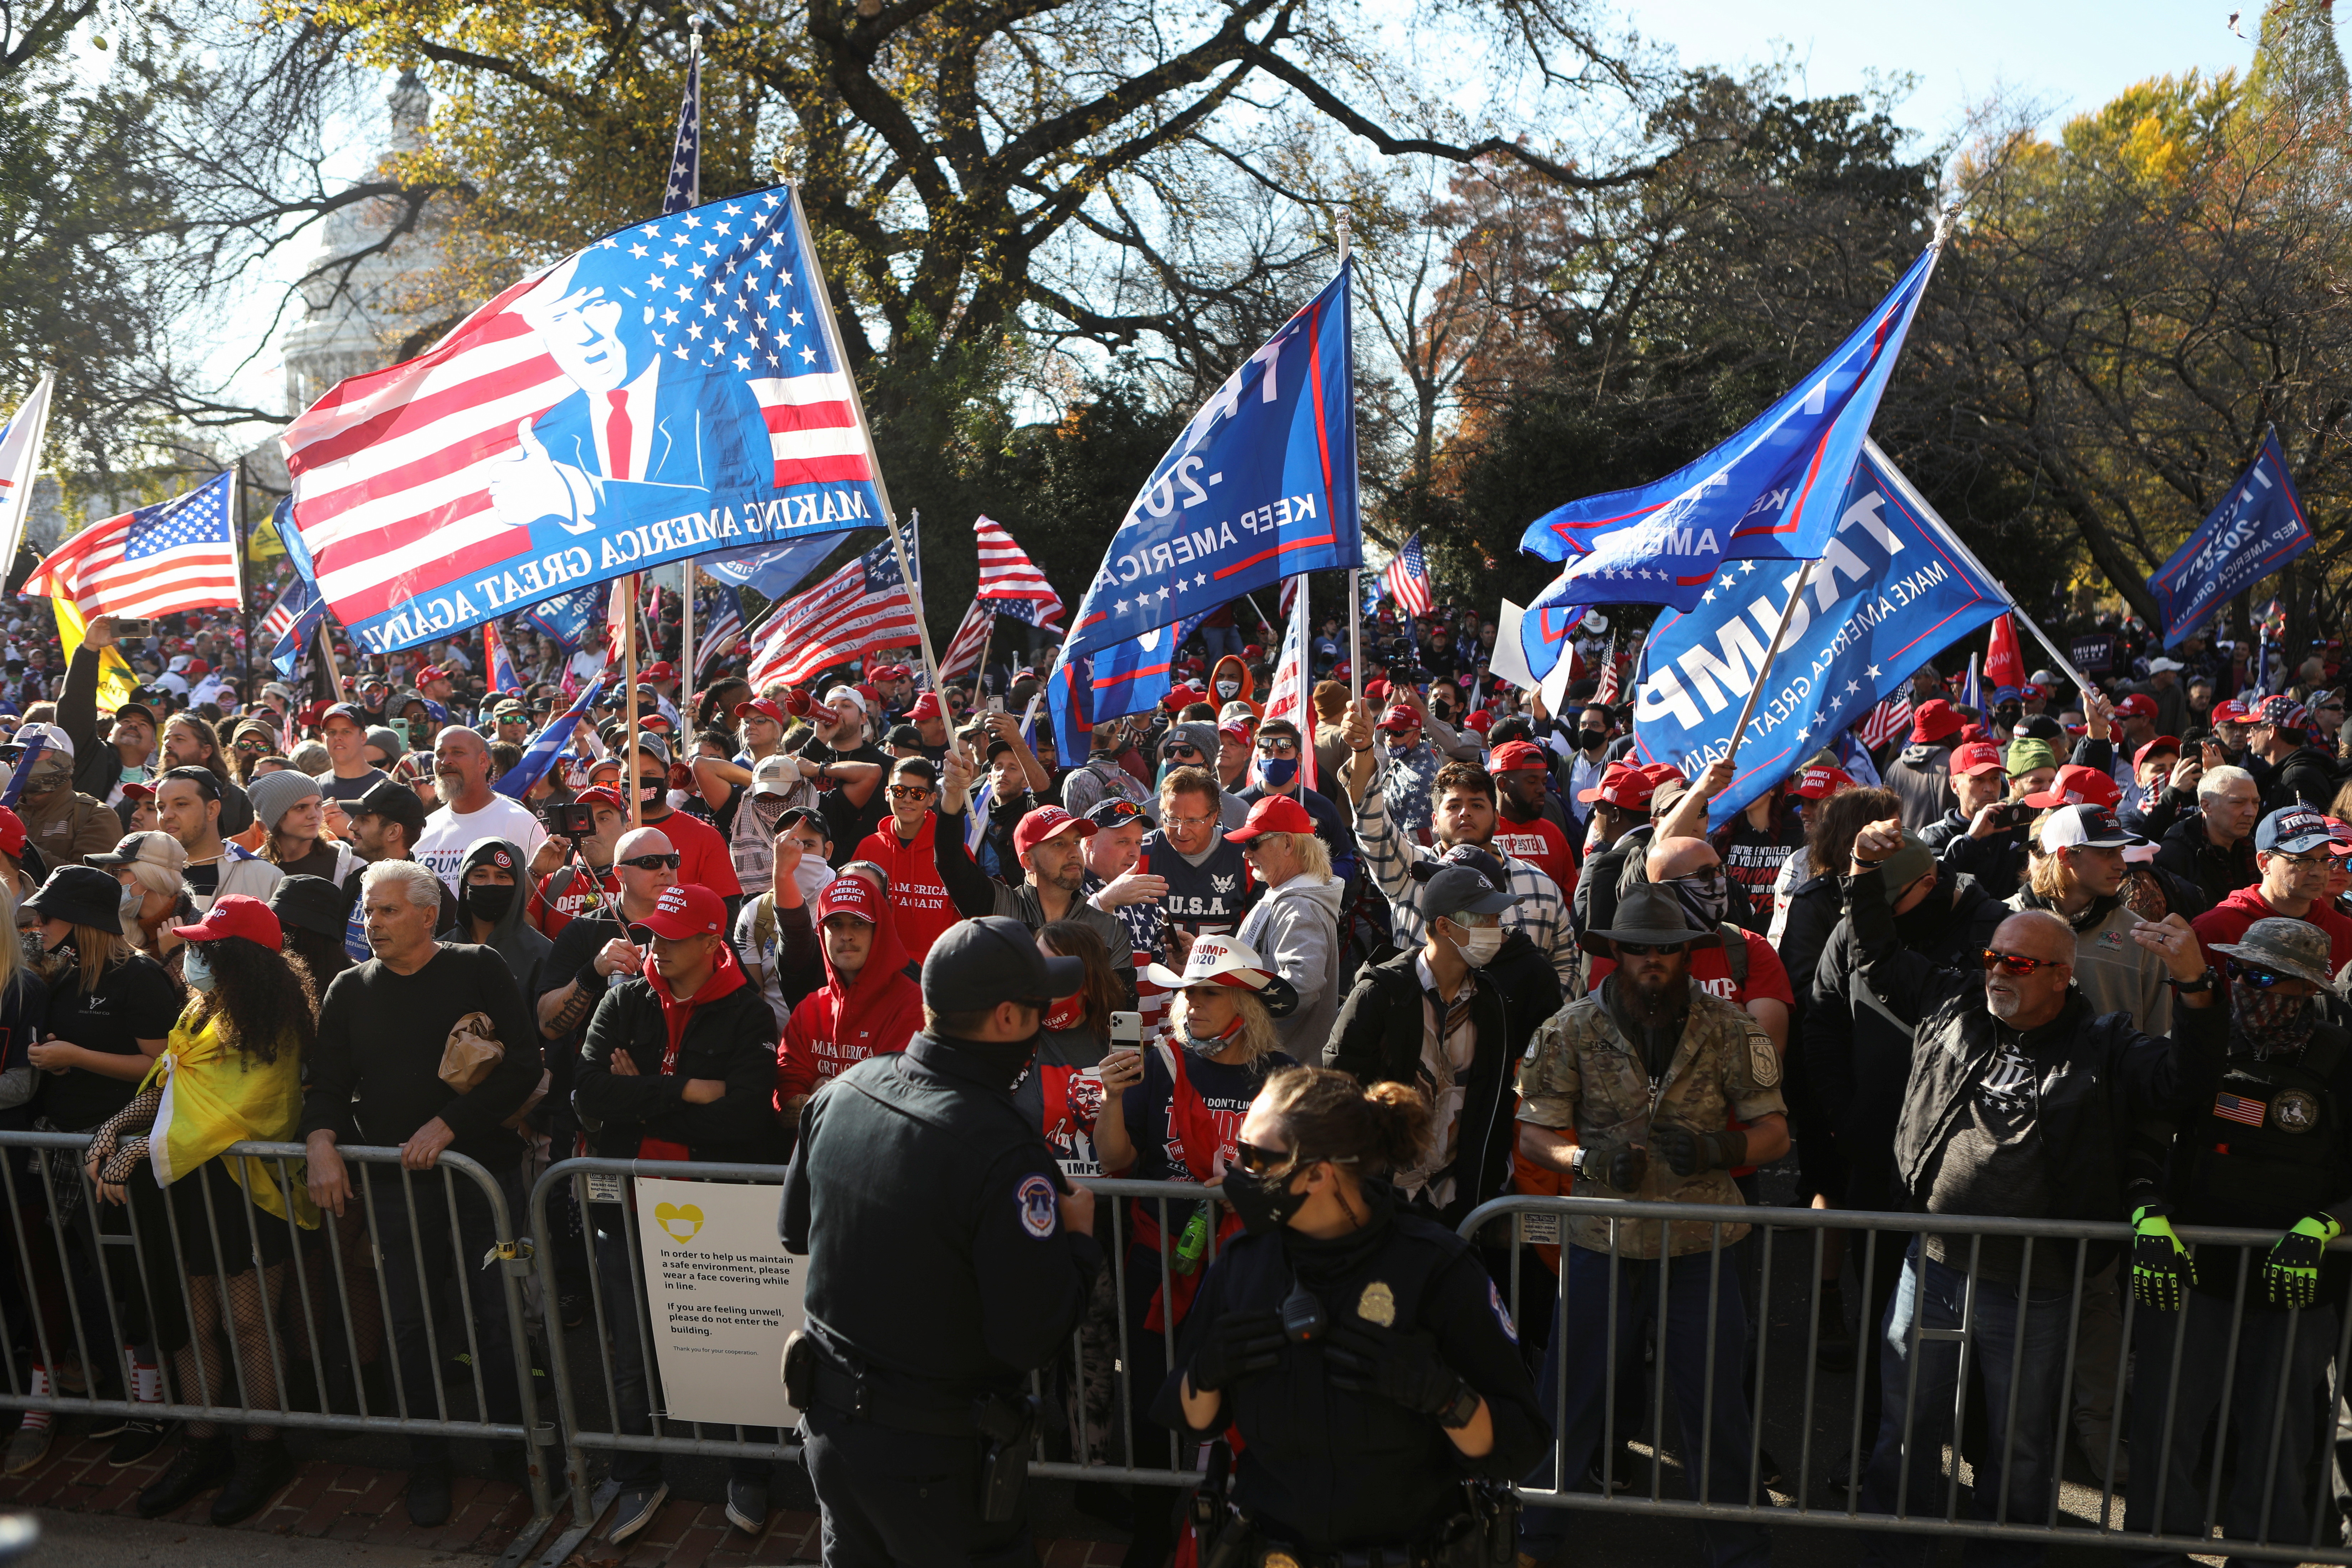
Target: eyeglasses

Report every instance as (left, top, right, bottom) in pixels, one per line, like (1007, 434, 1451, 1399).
(887, 784, 935, 801)
(1982, 950, 2067, 977)
(1164, 812, 1216, 830)
(233, 739, 267, 753)
(1614, 941, 1688, 956)
(618, 853, 682, 871)
(1230, 1138, 1300, 1177)
(2271, 851, 2332, 869)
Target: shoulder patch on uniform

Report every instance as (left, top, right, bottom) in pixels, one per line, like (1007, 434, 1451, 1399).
(1489, 1279, 1518, 1343)
(1748, 1032, 1781, 1088)
(1016, 1174, 1058, 1239)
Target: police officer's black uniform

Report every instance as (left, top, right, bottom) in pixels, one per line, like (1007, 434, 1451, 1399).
(2124, 950, 2352, 1562)
(780, 916, 1102, 1568)
(1151, 1179, 1546, 1563)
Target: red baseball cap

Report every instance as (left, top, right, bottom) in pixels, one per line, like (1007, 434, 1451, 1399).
(2133, 736, 2182, 768)
(0, 807, 24, 857)
(1576, 761, 1654, 808)
(172, 893, 283, 952)
(1162, 684, 1203, 713)
(2210, 699, 2249, 724)
(414, 664, 451, 684)
(869, 663, 911, 682)
(1364, 679, 1391, 705)
(572, 786, 627, 814)
(1218, 720, 1252, 743)
(2020, 763, 2124, 810)
(1464, 711, 1494, 733)
(1790, 765, 1853, 801)
(1227, 793, 1316, 841)
(1487, 740, 1548, 773)
(643, 662, 677, 683)
(1910, 699, 1963, 744)
(1014, 805, 1097, 856)
(854, 682, 882, 709)
(639, 883, 726, 939)
(1948, 741, 2005, 777)
(1377, 704, 1421, 732)
(735, 698, 788, 725)
(2326, 817, 2352, 858)
(908, 693, 943, 721)
(2113, 693, 2159, 720)
(817, 876, 882, 924)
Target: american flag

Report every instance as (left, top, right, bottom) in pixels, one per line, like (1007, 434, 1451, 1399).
(27, 469, 242, 619)
(0, 370, 55, 567)
(1859, 690, 1914, 749)
(1592, 631, 1622, 706)
(1257, 574, 1317, 793)
(746, 521, 922, 687)
(483, 619, 524, 694)
(973, 514, 1062, 628)
(261, 574, 328, 679)
(280, 187, 882, 651)
(938, 599, 994, 683)
(1382, 533, 1434, 617)
(2214, 1091, 2269, 1128)
(662, 37, 699, 215)
(695, 585, 745, 679)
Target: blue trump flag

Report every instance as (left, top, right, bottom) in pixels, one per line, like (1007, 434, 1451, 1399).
(2151, 426, 2312, 648)
(1061, 263, 1360, 664)
(523, 581, 608, 649)
(1631, 441, 2010, 829)
(1047, 612, 1206, 766)
(496, 675, 610, 800)
(700, 533, 840, 601)
(1519, 231, 1947, 633)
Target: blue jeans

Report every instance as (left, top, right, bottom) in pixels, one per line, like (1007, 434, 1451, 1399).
(2122, 1285, 2338, 1567)
(1860, 1243, 2073, 1568)
(1520, 1244, 1770, 1568)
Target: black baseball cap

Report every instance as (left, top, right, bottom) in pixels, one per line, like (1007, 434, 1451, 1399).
(269, 874, 349, 940)
(351, 778, 428, 837)
(921, 916, 1083, 1014)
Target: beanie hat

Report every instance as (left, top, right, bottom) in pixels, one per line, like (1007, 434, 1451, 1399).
(246, 768, 322, 832)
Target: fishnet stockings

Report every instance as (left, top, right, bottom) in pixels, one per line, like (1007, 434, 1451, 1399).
(175, 1263, 287, 1439)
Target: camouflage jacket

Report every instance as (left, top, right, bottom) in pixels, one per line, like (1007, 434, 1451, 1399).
(1515, 978, 1786, 1258)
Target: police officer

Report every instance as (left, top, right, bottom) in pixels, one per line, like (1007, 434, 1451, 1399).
(1153, 1065, 1546, 1563)
(779, 916, 1103, 1568)
(2124, 916, 2352, 1563)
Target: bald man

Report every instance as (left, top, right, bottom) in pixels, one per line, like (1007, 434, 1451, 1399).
(413, 725, 548, 893)
(1837, 816, 2223, 1558)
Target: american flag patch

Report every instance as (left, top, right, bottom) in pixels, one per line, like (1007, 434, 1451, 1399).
(2215, 1091, 2269, 1128)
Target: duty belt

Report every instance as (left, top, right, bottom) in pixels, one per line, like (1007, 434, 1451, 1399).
(806, 1360, 987, 1439)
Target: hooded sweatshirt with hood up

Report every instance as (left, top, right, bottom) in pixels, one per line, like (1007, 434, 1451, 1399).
(1235, 866, 1349, 1053)
(575, 938, 786, 1164)
(777, 889, 923, 1106)
(1883, 742, 1957, 832)
(457, 836, 553, 1002)
(1208, 655, 1259, 718)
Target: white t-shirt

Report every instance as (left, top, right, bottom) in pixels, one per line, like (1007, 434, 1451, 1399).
(413, 794, 550, 893)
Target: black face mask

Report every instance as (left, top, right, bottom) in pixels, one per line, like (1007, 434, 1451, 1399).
(466, 883, 516, 922)
(1223, 1162, 1313, 1234)
(1578, 729, 1608, 751)
(954, 1025, 1043, 1089)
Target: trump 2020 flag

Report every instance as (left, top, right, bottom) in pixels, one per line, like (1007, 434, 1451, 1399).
(1520, 235, 1945, 622)
(1062, 263, 1360, 664)
(1046, 611, 1208, 766)
(282, 185, 889, 656)
(1631, 440, 2010, 829)
(496, 676, 608, 800)
(2150, 426, 2312, 648)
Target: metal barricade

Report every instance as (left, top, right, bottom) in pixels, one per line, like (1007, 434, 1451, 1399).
(1459, 1193, 2352, 1563)
(0, 1130, 558, 1561)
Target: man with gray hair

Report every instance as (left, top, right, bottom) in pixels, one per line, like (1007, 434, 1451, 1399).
(411, 727, 548, 894)
(2154, 762, 2260, 915)
(1837, 817, 2225, 1563)
(300, 855, 543, 1531)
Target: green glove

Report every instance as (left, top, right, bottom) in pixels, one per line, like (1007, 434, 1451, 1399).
(2129, 1203, 2194, 1311)
(2264, 1213, 2342, 1309)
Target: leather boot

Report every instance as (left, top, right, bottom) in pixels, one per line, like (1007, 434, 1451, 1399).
(136, 1436, 231, 1518)
(210, 1438, 292, 1526)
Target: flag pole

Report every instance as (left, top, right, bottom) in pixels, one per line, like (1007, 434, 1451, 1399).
(972, 614, 995, 701)
(232, 459, 253, 692)
(316, 621, 344, 699)
(1721, 560, 1817, 766)
(623, 575, 642, 829)
(1337, 210, 1363, 712)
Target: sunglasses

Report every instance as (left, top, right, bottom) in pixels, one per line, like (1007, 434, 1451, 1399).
(618, 853, 682, 871)
(887, 784, 935, 801)
(2229, 962, 2303, 989)
(1981, 950, 2066, 977)
(1256, 739, 1300, 757)
(1614, 941, 1688, 956)
(1085, 800, 1145, 824)
(1161, 745, 1202, 760)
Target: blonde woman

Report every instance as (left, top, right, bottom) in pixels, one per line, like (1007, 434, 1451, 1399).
(1227, 795, 1345, 1052)
(88, 831, 195, 970)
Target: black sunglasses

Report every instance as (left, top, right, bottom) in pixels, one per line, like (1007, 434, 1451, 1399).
(1615, 941, 1689, 957)
(2230, 961, 2303, 989)
(618, 853, 681, 871)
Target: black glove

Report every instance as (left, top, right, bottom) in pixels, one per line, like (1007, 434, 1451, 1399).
(1187, 1310, 1285, 1393)
(1651, 1125, 1746, 1178)
(1576, 1138, 1647, 1191)
(1324, 1318, 1472, 1422)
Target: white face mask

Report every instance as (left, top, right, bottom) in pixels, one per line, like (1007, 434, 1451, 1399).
(1447, 923, 1504, 967)
(792, 855, 835, 905)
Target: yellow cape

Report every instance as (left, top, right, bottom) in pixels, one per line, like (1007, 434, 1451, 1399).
(139, 1013, 318, 1230)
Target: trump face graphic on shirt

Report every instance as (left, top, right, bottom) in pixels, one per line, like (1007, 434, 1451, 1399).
(488, 251, 768, 540)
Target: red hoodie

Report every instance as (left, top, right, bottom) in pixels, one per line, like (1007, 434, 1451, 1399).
(856, 811, 960, 963)
(638, 940, 752, 1162)
(2192, 884, 2352, 975)
(776, 891, 923, 1106)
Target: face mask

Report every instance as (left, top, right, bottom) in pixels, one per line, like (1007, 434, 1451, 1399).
(1260, 758, 1298, 788)
(467, 883, 516, 922)
(182, 943, 216, 994)
(2233, 979, 2319, 1055)
(1180, 1006, 1246, 1058)
(752, 795, 791, 835)
(119, 883, 146, 930)
(957, 1026, 1042, 1089)
(1215, 680, 1240, 700)
(1668, 869, 1728, 929)
(638, 777, 665, 806)
(1578, 729, 1608, 751)
(1042, 992, 1088, 1032)
(1446, 922, 1504, 967)
(792, 855, 835, 905)
(1222, 1161, 1313, 1235)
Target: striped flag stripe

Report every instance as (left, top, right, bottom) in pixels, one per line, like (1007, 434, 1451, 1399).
(938, 600, 994, 681)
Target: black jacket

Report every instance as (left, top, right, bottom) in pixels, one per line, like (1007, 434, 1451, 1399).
(1935, 823, 2031, 904)
(2263, 743, 2341, 815)
(573, 961, 788, 1164)
(1775, 873, 1846, 1011)
(1324, 947, 1557, 1225)
(2152, 812, 2256, 918)
(1848, 866, 2228, 1231)
(1801, 868, 2008, 1207)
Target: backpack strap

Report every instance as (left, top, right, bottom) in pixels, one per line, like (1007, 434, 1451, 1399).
(1717, 924, 1747, 986)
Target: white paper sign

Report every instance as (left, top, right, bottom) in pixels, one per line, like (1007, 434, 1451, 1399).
(633, 1177, 804, 1426)
(1489, 599, 1539, 693)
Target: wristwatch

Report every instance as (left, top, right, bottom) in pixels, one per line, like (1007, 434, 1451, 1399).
(1437, 1378, 1481, 1430)
(2168, 966, 2219, 994)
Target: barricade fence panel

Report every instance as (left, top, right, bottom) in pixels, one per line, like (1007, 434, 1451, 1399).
(0, 1130, 557, 1532)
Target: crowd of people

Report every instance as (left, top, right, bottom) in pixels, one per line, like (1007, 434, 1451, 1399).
(0, 572, 2349, 1566)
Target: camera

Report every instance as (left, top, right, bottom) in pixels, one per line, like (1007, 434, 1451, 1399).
(543, 800, 597, 837)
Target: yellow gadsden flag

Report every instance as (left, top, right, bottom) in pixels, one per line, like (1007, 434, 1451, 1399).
(52, 599, 138, 712)
(140, 1016, 316, 1229)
